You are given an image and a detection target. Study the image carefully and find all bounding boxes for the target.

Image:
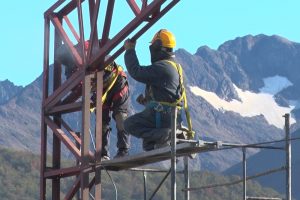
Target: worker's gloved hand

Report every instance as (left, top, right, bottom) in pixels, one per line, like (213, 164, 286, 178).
(136, 94, 147, 105)
(124, 39, 136, 50)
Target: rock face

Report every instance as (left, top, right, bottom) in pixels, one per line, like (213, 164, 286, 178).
(0, 79, 23, 105)
(0, 77, 41, 151)
(1, 34, 299, 172)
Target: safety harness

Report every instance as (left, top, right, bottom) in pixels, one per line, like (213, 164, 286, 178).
(90, 65, 126, 112)
(148, 60, 195, 139)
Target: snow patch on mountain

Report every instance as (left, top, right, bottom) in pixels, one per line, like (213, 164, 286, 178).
(259, 75, 293, 95)
(190, 80, 296, 129)
(290, 100, 300, 109)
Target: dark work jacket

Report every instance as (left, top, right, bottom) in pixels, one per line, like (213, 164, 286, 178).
(124, 49, 181, 103)
(56, 43, 127, 101)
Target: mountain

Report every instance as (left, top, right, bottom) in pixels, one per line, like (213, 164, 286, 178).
(0, 79, 23, 105)
(225, 128, 300, 199)
(174, 34, 300, 171)
(1, 34, 299, 172)
(0, 146, 283, 200)
(0, 77, 42, 151)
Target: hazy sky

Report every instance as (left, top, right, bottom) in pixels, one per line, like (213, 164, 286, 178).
(1, 0, 300, 86)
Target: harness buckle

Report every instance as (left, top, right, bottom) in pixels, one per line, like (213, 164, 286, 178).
(154, 103, 164, 112)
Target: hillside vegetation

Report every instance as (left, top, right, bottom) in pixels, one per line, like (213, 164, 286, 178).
(0, 147, 282, 200)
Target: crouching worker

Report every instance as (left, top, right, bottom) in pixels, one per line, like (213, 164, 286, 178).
(123, 29, 193, 151)
(56, 41, 130, 160)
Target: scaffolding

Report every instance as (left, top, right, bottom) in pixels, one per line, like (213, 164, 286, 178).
(41, 1, 293, 199)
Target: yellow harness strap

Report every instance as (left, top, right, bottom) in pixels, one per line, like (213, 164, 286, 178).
(159, 60, 195, 139)
(90, 66, 122, 113)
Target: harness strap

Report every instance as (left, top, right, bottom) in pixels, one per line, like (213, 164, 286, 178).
(90, 65, 124, 113)
(154, 60, 195, 139)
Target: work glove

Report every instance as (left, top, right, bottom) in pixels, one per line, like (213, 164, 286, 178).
(124, 39, 136, 50)
(136, 94, 147, 106)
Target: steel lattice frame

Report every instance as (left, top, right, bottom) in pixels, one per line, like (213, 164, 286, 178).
(41, 0, 180, 199)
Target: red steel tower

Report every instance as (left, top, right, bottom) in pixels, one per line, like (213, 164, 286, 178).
(41, 0, 180, 199)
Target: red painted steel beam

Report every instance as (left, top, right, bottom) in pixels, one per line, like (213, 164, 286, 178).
(46, 102, 82, 115)
(44, 166, 81, 179)
(45, 116, 82, 160)
(60, 119, 82, 145)
(94, 70, 104, 199)
(88, 0, 165, 70)
(61, 85, 82, 105)
(87, 0, 100, 60)
(76, 0, 87, 66)
(57, 0, 85, 18)
(63, 16, 80, 42)
(64, 177, 80, 200)
(80, 74, 92, 199)
(101, 0, 115, 46)
(44, 69, 82, 108)
(50, 14, 83, 66)
(142, 0, 148, 10)
(52, 24, 63, 199)
(103, 0, 180, 70)
(44, 0, 66, 17)
(127, 0, 141, 16)
(40, 16, 50, 200)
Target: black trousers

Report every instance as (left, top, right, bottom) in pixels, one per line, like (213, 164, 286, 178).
(101, 85, 130, 157)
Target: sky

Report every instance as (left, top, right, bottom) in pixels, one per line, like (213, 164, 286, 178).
(1, 0, 300, 86)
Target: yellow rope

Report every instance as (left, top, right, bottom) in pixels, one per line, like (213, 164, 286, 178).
(90, 66, 121, 113)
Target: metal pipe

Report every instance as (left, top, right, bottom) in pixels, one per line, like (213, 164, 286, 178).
(284, 113, 291, 200)
(184, 156, 190, 200)
(143, 171, 147, 200)
(243, 147, 247, 200)
(247, 197, 282, 200)
(171, 107, 177, 200)
(149, 169, 171, 200)
(183, 166, 286, 191)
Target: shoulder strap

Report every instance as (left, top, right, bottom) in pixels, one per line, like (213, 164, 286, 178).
(162, 60, 195, 139)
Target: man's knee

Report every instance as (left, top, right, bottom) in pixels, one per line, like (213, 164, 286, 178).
(114, 112, 127, 132)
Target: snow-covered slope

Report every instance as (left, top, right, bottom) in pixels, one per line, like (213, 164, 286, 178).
(190, 75, 297, 129)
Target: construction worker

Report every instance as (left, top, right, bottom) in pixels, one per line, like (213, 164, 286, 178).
(123, 29, 185, 151)
(56, 41, 130, 160)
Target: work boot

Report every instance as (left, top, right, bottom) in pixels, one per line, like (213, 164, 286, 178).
(143, 140, 155, 151)
(154, 132, 171, 150)
(101, 155, 110, 161)
(114, 149, 129, 159)
(101, 152, 110, 161)
(176, 125, 189, 140)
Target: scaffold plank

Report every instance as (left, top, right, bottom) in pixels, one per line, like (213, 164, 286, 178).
(100, 141, 217, 171)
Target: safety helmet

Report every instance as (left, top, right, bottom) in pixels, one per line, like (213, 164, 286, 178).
(151, 29, 176, 48)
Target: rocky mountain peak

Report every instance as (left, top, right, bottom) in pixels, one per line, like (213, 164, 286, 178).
(0, 79, 23, 105)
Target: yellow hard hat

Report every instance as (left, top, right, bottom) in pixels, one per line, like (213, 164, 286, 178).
(151, 29, 176, 48)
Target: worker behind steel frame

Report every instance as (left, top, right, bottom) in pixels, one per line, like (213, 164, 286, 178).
(123, 29, 183, 151)
(55, 40, 130, 160)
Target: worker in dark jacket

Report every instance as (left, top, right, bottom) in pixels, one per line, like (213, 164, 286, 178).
(56, 41, 130, 160)
(123, 29, 183, 151)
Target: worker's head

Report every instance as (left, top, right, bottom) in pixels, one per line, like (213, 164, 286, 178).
(149, 29, 176, 63)
(150, 29, 176, 51)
